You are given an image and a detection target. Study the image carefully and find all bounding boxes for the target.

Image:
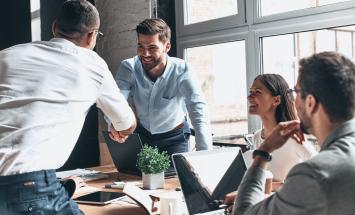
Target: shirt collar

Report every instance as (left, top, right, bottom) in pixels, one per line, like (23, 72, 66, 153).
(50, 38, 77, 47)
(321, 118, 355, 150)
(160, 54, 171, 80)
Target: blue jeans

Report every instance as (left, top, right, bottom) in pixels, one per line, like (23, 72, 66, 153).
(0, 170, 83, 215)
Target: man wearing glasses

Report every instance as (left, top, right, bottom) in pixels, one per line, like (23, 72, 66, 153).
(0, 1, 136, 214)
(231, 51, 355, 215)
(114, 18, 212, 157)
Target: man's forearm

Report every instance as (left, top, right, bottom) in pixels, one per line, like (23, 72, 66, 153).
(232, 156, 269, 215)
(233, 165, 266, 215)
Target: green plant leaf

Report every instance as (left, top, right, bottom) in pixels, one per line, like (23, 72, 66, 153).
(136, 145, 170, 174)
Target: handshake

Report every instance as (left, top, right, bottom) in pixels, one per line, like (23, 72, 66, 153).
(109, 118, 137, 143)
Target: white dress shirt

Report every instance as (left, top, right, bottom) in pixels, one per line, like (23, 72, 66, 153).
(0, 38, 135, 175)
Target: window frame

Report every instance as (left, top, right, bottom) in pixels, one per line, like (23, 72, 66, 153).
(175, 0, 355, 135)
(175, 0, 246, 36)
(30, 0, 41, 41)
(254, 0, 355, 23)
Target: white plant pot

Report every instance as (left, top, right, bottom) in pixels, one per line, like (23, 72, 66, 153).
(142, 172, 165, 189)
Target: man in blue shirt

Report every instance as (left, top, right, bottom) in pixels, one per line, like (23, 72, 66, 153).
(115, 18, 212, 156)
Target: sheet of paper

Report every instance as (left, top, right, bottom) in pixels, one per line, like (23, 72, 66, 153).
(123, 184, 153, 215)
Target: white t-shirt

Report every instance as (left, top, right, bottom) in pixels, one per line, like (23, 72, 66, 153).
(244, 129, 318, 181)
(0, 38, 135, 175)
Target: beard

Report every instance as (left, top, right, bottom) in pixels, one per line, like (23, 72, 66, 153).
(297, 103, 312, 135)
(140, 56, 163, 72)
(300, 121, 310, 134)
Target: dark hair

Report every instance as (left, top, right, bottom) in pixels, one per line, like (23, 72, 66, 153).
(136, 18, 171, 43)
(298, 51, 355, 122)
(255, 74, 297, 123)
(56, 0, 99, 36)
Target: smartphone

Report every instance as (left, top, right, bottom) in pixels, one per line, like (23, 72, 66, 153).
(243, 134, 254, 149)
(74, 191, 126, 205)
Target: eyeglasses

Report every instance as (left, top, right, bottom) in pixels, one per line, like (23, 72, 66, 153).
(287, 87, 305, 101)
(94, 29, 104, 37)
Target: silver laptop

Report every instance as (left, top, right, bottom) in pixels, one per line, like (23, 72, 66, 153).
(172, 148, 247, 215)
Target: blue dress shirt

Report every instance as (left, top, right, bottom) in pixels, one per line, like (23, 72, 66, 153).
(115, 55, 212, 150)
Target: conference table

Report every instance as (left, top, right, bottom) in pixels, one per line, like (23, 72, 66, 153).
(74, 165, 182, 215)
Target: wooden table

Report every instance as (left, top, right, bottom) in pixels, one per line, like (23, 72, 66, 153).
(75, 165, 180, 215)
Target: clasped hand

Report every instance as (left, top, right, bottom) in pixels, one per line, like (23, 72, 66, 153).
(109, 120, 137, 143)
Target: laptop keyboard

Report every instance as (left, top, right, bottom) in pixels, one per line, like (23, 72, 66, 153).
(79, 173, 109, 182)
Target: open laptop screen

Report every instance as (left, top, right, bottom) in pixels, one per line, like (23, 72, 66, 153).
(172, 148, 247, 214)
(178, 148, 240, 193)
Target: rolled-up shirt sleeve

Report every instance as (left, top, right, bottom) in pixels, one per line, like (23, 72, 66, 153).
(96, 67, 135, 131)
(233, 163, 327, 215)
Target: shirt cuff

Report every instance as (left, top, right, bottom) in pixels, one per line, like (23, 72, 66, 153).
(111, 111, 135, 131)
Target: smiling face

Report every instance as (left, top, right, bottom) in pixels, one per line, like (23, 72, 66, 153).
(137, 33, 171, 77)
(248, 79, 280, 118)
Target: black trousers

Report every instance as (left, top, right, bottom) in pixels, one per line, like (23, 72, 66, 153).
(135, 120, 191, 158)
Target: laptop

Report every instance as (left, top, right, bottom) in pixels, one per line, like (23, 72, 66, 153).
(102, 131, 176, 177)
(172, 148, 247, 215)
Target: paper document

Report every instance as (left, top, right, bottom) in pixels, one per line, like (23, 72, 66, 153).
(123, 184, 154, 215)
(56, 168, 108, 182)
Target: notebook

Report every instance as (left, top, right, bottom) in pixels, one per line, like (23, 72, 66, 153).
(172, 148, 247, 215)
(102, 131, 176, 177)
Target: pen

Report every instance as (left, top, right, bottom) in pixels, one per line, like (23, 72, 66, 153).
(105, 183, 125, 189)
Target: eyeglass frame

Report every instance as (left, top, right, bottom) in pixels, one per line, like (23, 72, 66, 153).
(286, 87, 307, 101)
(93, 29, 104, 37)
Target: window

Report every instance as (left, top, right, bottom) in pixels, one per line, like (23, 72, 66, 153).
(175, 0, 245, 36)
(176, 0, 355, 135)
(259, 0, 353, 17)
(186, 41, 248, 136)
(185, 0, 238, 25)
(262, 25, 355, 86)
(30, 0, 41, 41)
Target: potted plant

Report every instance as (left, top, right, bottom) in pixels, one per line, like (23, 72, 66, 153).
(137, 145, 170, 189)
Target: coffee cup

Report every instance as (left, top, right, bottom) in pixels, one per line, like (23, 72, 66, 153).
(264, 170, 273, 195)
(160, 193, 182, 215)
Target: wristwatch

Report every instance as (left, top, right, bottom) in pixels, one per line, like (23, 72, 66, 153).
(252, 150, 272, 161)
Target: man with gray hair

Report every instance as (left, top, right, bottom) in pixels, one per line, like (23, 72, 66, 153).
(0, 0, 136, 214)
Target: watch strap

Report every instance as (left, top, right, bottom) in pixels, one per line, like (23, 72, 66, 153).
(252, 149, 272, 161)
